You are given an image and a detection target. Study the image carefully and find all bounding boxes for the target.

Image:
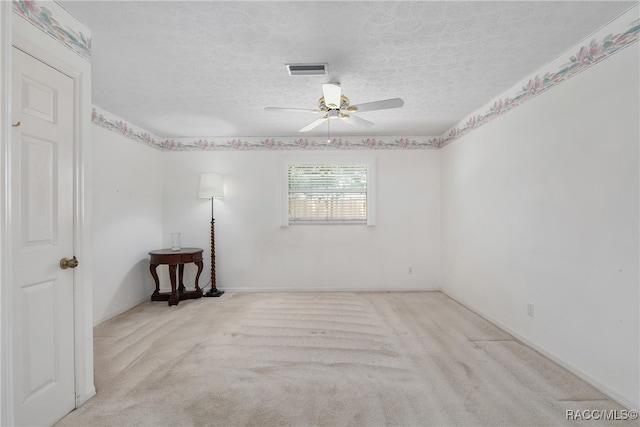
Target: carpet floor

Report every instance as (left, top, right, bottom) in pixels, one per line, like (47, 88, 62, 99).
(55, 291, 634, 426)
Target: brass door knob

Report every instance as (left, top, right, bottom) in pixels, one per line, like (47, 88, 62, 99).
(60, 256, 79, 269)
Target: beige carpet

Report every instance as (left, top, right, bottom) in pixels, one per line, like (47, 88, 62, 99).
(56, 292, 633, 426)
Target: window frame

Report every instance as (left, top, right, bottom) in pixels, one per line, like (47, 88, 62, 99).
(281, 155, 376, 227)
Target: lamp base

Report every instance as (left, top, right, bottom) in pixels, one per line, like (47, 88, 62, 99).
(204, 288, 224, 297)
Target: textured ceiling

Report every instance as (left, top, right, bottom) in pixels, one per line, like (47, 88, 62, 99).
(59, 1, 636, 139)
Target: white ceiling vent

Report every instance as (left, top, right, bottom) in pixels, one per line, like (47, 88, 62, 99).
(286, 63, 328, 76)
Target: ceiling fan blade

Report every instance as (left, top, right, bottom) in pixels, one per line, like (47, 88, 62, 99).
(299, 116, 328, 132)
(350, 98, 404, 113)
(265, 107, 320, 113)
(342, 114, 374, 128)
(322, 83, 341, 109)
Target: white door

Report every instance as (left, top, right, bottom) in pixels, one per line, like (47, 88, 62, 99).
(10, 47, 76, 426)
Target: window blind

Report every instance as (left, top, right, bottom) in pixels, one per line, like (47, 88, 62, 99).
(288, 164, 368, 224)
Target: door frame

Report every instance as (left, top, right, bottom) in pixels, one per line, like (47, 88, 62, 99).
(0, 9, 95, 426)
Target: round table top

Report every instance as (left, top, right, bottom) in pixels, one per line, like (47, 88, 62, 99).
(149, 248, 203, 256)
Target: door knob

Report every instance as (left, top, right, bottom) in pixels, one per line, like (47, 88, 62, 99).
(60, 256, 79, 269)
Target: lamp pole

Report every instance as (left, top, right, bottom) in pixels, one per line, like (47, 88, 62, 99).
(204, 197, 224, 297)
(199, 173, 224, 297)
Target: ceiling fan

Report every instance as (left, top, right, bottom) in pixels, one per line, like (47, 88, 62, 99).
(265, 83, 404, 132)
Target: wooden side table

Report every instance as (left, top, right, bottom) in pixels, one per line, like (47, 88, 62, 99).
(149, 248, 204, 306)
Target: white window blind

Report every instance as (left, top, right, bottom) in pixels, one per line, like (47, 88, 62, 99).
(288, 164, 368, 224)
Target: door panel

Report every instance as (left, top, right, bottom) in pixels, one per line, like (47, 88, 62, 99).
(21, 136, 56, 246)
(11, 47, 76, 427)
(20, 74, 57, 123)
(21, 279, 56, 402)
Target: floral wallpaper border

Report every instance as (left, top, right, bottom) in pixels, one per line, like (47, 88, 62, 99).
(92, 107, 438, 151)
(89, 6, 638, 151)
(92, 107, 161, 150)
(12, 0, 92, 61)
(157, 136, 438, 151)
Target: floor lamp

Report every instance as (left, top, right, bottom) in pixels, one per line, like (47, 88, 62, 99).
(199, 173, 225, 297)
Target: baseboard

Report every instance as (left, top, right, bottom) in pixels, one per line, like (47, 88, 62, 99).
(217, 286, 440, 293)
(441, 288, 640, 412)
(75, 385, 96, 408)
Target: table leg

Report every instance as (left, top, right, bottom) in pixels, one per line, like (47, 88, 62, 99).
(150, 263, 161, 301)
(178, 263, 185, 293)
(168, 264, 178, 306)
(194, 260, 203, 296)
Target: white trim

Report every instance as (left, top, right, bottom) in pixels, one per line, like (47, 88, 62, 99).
(280, 159, 289, 227)
(72, 55, 95, 409)
(9, 15, 95, 415)
(217, 286, 440, 293)
(281, 154, 377, 227)
(366, 158, 377, 226)
(0, 3, 12, 425)
(441, 289, 640, 412)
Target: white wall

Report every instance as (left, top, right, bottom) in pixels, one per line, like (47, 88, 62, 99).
(440, 45, 639, 409)
(162, 150, 440, 292)
(92, 126, 163, 324)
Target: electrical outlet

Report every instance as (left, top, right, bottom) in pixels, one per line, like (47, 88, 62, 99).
(527, 303, 534, 317)
(408, 266, 413, 274)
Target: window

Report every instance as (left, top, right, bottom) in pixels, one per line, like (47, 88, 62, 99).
(282, 159, 376, 226)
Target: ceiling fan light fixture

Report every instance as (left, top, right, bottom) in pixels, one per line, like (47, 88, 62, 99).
(327, 110, 340, 119)
(340, 96, 350, 110)
(318, 96, 327, 111)
(286, 63, 328, 76)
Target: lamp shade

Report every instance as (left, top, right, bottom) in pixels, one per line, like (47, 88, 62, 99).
(199, 173, 224, 199)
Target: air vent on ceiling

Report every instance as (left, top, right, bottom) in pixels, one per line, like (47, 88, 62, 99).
(286, 63, 328, 76)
